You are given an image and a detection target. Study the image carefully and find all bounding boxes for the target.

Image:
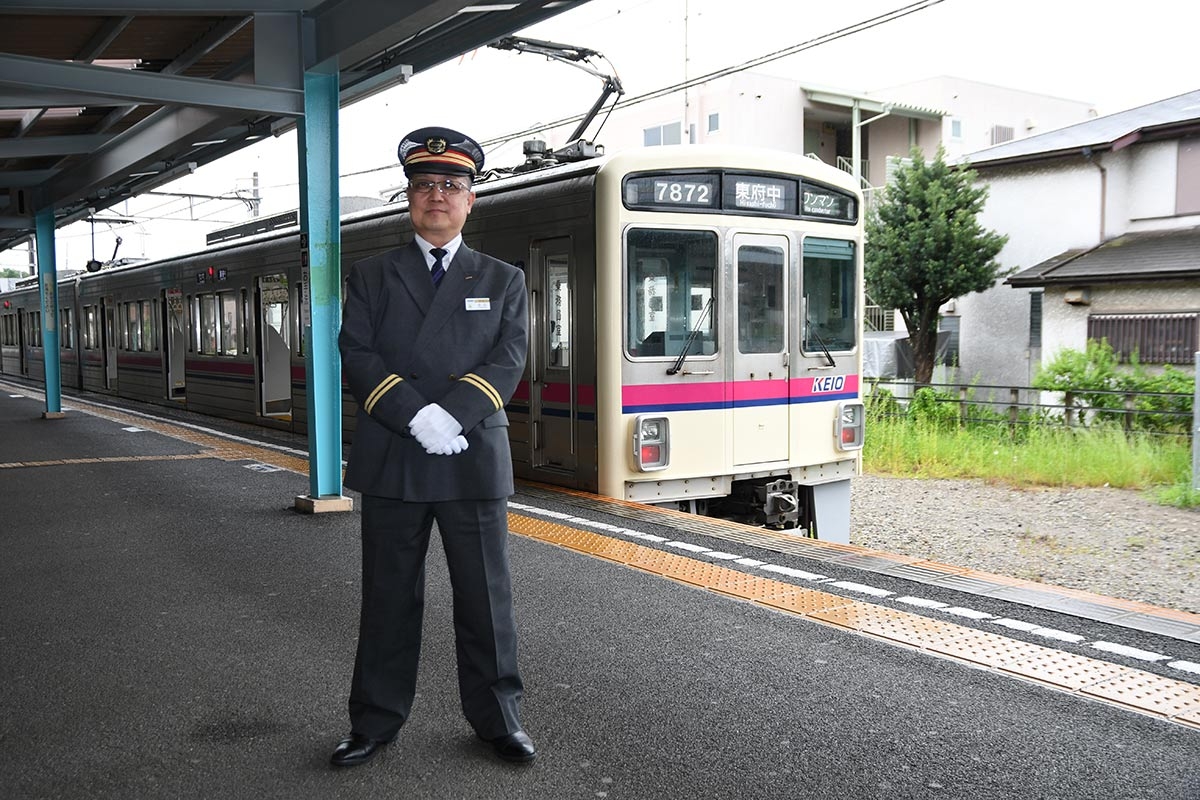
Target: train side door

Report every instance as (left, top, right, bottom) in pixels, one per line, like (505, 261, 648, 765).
(101, 296, 117, 390)
(162, 287, 186, 399)
(530, 238, 576, 472)
(731, 234, 789, 465)
(256, 273, 292, 417)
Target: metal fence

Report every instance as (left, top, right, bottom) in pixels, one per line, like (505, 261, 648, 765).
(864, 378, 1195, 438)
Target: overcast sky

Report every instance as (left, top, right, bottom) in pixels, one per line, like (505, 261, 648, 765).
(17, 0, 1199, 269)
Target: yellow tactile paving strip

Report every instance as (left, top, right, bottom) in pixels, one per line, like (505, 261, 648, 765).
(521, 481, 1200, 633)
(508, 512, 1200, 730)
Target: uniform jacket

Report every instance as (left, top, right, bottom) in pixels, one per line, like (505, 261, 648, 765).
(339, 240, 528, 500)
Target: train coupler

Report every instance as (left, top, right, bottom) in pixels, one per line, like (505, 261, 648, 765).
(755, 479, 801, 529)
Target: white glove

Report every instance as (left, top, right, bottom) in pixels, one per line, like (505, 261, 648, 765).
(409, 403, 463, 453)
(430, 435, 469, 456)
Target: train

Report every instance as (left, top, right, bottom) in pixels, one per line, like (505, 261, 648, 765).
(0, 144, 866, 540)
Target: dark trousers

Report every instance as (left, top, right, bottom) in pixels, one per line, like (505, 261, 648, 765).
(348, 495, 524, 741)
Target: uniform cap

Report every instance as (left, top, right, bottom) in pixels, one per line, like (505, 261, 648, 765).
(397, 126, 484, 177)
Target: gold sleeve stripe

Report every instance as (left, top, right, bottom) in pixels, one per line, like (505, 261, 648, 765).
(460, 373, 503, 410)
(364, 374, 402, 414)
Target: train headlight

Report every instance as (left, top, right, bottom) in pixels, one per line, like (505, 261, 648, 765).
(633, 414, 670, 471)
(835, 401, 865, 451)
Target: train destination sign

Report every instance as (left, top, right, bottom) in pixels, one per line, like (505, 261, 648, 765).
(728, 175, 795, 214)
(801, 183, 856, 222)
(623, 171, 856, 223)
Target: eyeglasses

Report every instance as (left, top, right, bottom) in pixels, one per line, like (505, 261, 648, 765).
(408, 178, 470, 196)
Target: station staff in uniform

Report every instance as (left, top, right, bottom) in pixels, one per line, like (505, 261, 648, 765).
(331, 127, 534, 767)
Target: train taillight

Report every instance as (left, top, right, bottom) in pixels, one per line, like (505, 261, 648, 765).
(633, 414, 670, 471)
(835, 401, 865, 450)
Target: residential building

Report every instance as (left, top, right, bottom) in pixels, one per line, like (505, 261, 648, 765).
(958, 90, 1200, 388)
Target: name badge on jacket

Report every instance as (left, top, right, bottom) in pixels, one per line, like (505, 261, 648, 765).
(465, 298, 491, 311)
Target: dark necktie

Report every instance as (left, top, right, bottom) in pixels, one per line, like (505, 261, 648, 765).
(430, 247, 447, 286)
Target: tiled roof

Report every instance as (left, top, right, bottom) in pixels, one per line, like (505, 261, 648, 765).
(967, 90, 1200, 167)
(1007, 226, 1200, 287)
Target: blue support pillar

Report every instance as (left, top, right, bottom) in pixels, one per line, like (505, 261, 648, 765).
(294, 58, 352, 514)
(34, 207, 65, 420)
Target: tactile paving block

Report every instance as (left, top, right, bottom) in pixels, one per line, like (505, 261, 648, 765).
(923, 628, 1049, 667)
(654, 557, 732, 588)
(808, 603, 941, 639)
(624, 546, 688, 575)
(1001, 650, 1140, 690)
(704, 570, 778, 598)
(757, 587, 854, 616)
(583, 538, 644, 564)
(1081, 672, 1200, 718)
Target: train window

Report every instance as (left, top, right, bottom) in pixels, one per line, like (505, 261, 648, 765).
(60, 308, 74, 350)
(83, 305, 98, 349)
(802, 238, 857, 353)
(547, 256, 571, 369)
(29, 310, 42, 347)
(241, 289, 251, 355)
(218, 291, 239, 356)
(123, 302, 137, 350)
(737, 244, 785, 354)
(199, 294, 218, 354)
(625, 228, 718, 358)
(141, 300, 155, 352)
(1, 314, 12, 346)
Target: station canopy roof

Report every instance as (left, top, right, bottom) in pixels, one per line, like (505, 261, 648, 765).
(0, 1, 590, 255)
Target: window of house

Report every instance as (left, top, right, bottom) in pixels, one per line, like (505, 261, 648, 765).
(708, 113, 720, 133)
(940, 315, 961, 366)
(1088, 312, 1198, 365)
(1029, 291, 1043, 348)
(990, 124, 1015, 145)
(643, 122, 682, 147)
(1177, 136, 1200, 215)
(950, 119, 962, 140)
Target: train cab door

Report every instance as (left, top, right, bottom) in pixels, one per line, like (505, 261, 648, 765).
(101, 296, 117, 390)
(731, 234, 789, 465)
(256, 273, 292, 418)
(530, 238, 576, 472)
(162, 287, 186, 399)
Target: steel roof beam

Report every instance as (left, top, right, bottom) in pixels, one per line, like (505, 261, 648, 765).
(0, 53, 304, 116)
(0, 2, 321, 12)
(0, 135, 115, 158)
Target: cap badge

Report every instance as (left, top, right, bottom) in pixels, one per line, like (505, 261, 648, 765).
(426, 137, 448, 155)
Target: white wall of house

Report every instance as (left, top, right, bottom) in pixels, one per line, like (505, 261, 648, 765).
(959, 160, 1105, 386)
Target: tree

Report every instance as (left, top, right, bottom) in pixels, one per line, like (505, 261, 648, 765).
(0, 268, 28, 278)
(865, 146, 1009, 384)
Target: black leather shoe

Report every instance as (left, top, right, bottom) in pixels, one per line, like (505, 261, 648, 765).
(330, 733, 386, 767)
(488, 730, 536, 763)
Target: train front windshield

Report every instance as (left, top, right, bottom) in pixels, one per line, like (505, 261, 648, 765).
(802, 238, 857, 354)
(626, 228, 718, 358)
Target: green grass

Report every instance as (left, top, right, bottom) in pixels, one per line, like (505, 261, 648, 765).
(864, 415, 1199, 508)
